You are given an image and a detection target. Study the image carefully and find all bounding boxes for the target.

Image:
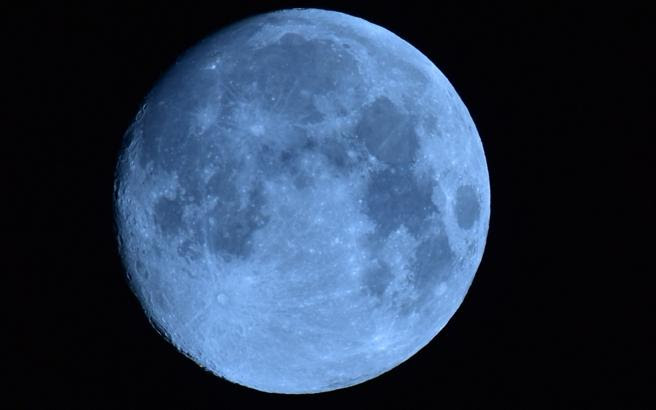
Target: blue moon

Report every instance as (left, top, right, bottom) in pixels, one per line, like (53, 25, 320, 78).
(115, 8, 490, 393)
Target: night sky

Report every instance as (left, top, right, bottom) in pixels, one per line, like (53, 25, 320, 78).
(10, 2, 653, 408)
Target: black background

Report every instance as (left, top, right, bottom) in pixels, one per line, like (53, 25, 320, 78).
(9, 1, 653, 408)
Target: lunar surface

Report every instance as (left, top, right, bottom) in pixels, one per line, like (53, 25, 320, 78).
(115, 9, 490, 393)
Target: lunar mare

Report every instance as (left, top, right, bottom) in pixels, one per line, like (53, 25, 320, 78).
(115, 9, 490, 393)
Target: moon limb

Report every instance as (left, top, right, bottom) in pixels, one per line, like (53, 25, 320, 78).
(114, 8, 490, 393)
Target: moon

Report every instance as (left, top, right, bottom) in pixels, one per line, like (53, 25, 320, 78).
(115, 8, 490, 394)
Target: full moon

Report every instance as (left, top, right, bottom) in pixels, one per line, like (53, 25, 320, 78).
(115, 9, 490, 394)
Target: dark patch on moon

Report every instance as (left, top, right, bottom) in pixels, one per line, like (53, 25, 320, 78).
(356, 96, 419, 165)
(255, 143, 286, 178)
(276, 148, 313, 190)
(229, 32, 359, 124)
(363, 260, 394, 297)
(153, 196, 184, 237)
(321, 137, 354, 169)
(365, 166, 437, 237)
(206, 156, 239, 198)
(421, 113, 439, 135)
(177, 238, 202, 261)
(257, 129, 368, 188)
(454, 185, 480, 230)
(208, 186, 268, 259)
(411, 231, 454, 295)
(318, 133, 367, 175)
(206, 162, 269, 259)
(363, 227, 455, 313)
